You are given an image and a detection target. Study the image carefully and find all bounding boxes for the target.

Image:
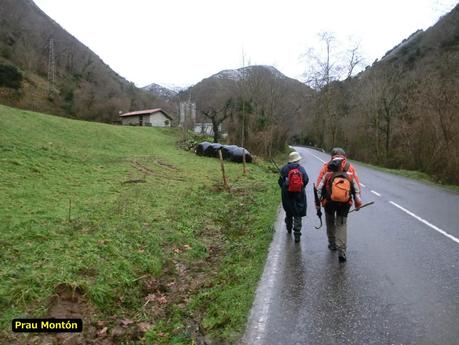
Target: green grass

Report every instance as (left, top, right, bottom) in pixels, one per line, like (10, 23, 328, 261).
(0, 105, 280, 344)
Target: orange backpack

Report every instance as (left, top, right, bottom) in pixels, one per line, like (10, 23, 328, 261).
(325, 161, 352, 203)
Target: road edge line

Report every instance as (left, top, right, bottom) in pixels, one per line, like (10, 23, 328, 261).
(240, 207, 284, 344)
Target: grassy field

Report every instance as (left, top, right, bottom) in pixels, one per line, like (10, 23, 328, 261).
(0, 105, 280, 344)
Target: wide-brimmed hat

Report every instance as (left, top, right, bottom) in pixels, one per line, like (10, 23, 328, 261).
(288, 151, 302, 163)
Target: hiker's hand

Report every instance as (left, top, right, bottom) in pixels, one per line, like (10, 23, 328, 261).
(355, 198, 362, 211)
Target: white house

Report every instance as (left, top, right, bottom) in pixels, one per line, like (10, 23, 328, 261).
(120, 108, 172, 127)
(193, 122, 227, 138)
(193, 122, 215, 135)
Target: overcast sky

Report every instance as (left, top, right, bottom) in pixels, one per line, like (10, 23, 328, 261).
(33, 0, 457, 88)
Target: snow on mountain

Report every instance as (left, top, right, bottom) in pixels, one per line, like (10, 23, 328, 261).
(213, 69, 243, 80)
(210, 65, 287, 81)
(144, 65, 288, 101)
(161, 83, 191, 93)
(142, 83, 178, 100)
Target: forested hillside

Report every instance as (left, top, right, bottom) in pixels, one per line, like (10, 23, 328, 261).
(0, 0, 170, 122)
(300, 5, 459, 183)
(179, 65, 314, 156)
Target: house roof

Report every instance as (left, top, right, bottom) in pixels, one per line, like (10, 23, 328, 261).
(120, 108, 172, 120)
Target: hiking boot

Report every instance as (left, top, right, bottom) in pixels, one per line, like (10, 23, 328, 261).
(338, 252, 347, 263)
(286, 228, 292, 234)
(294, 234, 301, 243)
(328, 242, 337, 251)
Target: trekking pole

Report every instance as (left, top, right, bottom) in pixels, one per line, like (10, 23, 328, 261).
(313, 184, 323, 229)
(349, 201, 375, 213)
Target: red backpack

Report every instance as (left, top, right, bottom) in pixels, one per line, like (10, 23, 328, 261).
(288, 168, 304, 192)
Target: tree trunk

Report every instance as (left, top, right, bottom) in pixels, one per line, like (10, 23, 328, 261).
(212, 120, 219, 143)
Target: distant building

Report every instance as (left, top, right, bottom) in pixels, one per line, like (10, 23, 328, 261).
(194, 122, 215, 135)
(193, 122, 227, 138)
(120, 108, 172, 127)
(179, 101, 196, 126)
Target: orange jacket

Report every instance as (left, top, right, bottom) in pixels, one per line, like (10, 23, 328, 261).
(316, 155, 362, 206)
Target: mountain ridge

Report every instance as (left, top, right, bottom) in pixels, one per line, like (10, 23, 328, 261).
(0, 0, 172, 122)
(142, 83, 178, 101)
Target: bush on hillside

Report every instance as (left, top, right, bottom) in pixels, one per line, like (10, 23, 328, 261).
(177, 130, 212, 151)
(0, 64, 23, 89)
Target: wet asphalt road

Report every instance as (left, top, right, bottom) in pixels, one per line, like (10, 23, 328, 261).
(241, 147, 459, 345)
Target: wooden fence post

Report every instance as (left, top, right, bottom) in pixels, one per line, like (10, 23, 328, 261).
(218, 149, 229, 190)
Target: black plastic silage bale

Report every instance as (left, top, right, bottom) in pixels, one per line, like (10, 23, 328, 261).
(229, 147, 252, 163)
(204, 143, 223, 157)
(196, 141, 212, 156)
(221, 145, 240, 160)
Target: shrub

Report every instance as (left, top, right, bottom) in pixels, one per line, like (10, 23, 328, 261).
(0, 64, 23, 89)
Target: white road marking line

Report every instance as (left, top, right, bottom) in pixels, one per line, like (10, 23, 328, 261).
(371, 190, 381, 197)
(361, 182, 366, 187)
(389, 201, 459, 245)
(309, 152, 326, 163)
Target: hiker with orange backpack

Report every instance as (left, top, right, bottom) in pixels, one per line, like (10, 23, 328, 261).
(278, 151, 309, 243)
(316, 148, 362, 262)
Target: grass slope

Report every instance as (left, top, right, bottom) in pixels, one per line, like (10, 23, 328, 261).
(0, 105, 280, 344)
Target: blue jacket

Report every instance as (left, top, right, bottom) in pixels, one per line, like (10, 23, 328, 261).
(278, 162, 309, 217)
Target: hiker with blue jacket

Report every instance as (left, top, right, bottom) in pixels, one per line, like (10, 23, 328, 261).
(278, 151, 309, 243)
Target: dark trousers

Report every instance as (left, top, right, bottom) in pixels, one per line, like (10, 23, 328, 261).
(285, 213, 302, 236)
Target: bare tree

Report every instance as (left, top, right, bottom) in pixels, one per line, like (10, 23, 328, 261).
(302, 32, 365, 149)
(346, 43, 364, 79)
(303, 32, 339, 89)
(201, 98, 235, 143)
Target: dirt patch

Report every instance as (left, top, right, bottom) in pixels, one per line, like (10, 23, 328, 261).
(133, 158, 180, 175)
(130, 160, 154, 176)
(47, 284, 92, 320)
(2, 284, 114, 345)
(134, 239, 222, 343)
(45, 285, 152, 344)
(127, 159, 185, 183)
(153, 159, 178, 171)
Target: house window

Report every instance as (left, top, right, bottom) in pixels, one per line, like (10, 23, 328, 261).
(164, 120, 170, 126)
(139, 115, 143, 126)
